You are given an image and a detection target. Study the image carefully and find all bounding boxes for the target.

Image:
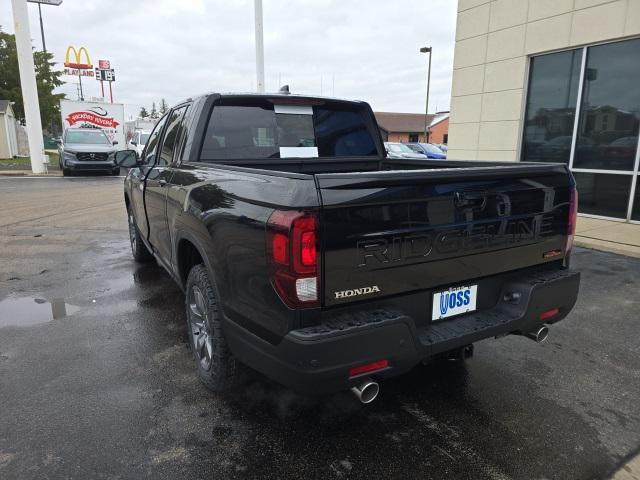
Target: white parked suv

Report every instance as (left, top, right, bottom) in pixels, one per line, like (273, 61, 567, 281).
(127, 130, 151, 157)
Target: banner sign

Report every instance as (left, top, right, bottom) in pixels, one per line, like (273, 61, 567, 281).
(65, 111, 119, 128)
(60, 100, 125, 145)
(98, 59, 110, 69)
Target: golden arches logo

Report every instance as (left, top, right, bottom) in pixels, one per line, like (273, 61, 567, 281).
(64, 46, 92, 69)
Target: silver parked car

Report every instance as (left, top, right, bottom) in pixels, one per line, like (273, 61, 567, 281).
(58, 128, 119, 176)
(384, 142, 425, 159)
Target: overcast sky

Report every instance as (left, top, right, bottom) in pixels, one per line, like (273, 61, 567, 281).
(2, 0, 457, 119)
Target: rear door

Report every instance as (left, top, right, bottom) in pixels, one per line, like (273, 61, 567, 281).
(145, 105, 189, 263)
(317, 164, 573, 308)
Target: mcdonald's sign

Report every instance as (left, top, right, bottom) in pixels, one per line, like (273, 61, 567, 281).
(64, 46, 92, 69)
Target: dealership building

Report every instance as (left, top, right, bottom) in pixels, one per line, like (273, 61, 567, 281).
(448, 0, 640, 222)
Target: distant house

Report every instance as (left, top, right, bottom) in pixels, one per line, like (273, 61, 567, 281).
(0, 100, 19, 158)
(374, 111, 449, 144)
(428, 112, 450, 145)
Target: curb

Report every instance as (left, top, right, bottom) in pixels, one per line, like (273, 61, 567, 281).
(0, 171, 62, 177)
(575, 237, 640, 259)
(607, 448, 640, 480)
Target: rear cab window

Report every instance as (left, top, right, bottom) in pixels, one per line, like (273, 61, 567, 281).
(200, 97, 380, 161)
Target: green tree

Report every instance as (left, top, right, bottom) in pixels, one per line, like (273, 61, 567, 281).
(149, 101, 158, 119)
(0, 28, 65, 133)
(159, 98, 168, 115)
(139, 106, 149, 119)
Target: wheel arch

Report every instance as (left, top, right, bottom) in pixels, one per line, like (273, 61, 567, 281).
(176, 233, 209, 290)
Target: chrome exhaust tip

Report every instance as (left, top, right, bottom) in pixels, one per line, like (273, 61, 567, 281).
(351, 378, 380, 404)
(524, 326, 549, 343)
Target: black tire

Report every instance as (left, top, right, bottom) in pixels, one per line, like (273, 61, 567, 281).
(185, 264, 245, 392)
(62, 168, 71, 177)
(111, 168, 121, 176)
(127, 208, 153, 262)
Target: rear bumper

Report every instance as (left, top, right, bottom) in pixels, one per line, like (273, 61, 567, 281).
(224, 267, 580, 395)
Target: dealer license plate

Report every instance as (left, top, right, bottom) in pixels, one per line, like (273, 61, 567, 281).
(432, 285, 478, 321)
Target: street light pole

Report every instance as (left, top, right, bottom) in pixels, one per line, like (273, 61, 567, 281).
(27, 1, 63, 52)
(37, 3, 46, 52)
(420, 46, 432, 142)
(254, 0, 265, 93)
(11, 0, 46, 174)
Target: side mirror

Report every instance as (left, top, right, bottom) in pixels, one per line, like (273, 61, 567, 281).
(131, 141, 137, 146)
(114, 149, 140, 168)
(112, 140, 118, 145)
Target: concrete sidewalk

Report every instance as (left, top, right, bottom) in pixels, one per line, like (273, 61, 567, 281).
(610, 451, 640, 480)
(576, 216, 640, 258)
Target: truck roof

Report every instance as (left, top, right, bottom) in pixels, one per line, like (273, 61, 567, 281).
(177, 92, 367, 107)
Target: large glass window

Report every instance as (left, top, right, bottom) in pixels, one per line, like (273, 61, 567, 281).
(573, 38, 640, 171)
(521, 49, 582, 163)
(574, 172, 633, 218)
(522, 39, 640, 221)
(633, 177, 640, 221)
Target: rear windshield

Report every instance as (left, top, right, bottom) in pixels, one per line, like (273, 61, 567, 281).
(200, 100, 379, 160)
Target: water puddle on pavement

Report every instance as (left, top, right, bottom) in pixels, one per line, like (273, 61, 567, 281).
(0, 297, 81, 327)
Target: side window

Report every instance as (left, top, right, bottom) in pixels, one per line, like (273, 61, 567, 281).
(159, 106, 188, 166)
(175, 104, 194, 163)
(142, 115, 168, 165)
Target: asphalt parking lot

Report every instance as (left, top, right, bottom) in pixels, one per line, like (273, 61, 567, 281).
(1, 176, 639, 480)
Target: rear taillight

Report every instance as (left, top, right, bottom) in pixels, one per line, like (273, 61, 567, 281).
(565, 188, 578, 260)
(266, 210, 319, 308)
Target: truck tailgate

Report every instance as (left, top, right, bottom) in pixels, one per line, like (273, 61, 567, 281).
(316, 164, 573, 307)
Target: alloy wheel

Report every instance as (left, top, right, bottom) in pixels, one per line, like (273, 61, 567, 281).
(188, 285, 214, 370)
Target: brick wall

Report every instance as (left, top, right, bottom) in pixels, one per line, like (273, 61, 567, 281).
(429, 117, 449, 144)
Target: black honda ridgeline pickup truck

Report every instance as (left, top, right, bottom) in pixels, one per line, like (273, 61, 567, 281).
(115, 92, 580, 403)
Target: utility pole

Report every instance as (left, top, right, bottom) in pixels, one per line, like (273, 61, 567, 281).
(420, 46, 432, 143)
(12, 0, 46, 174)
(254, 0, 265, 93)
